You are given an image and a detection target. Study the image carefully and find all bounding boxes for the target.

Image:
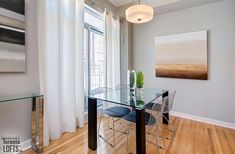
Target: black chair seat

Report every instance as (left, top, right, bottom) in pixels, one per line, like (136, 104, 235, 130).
(123, 111, 156, 126)
(104, 106, 131, 117)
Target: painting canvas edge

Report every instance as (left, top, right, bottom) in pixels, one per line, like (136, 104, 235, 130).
(155, 30, 208, 80)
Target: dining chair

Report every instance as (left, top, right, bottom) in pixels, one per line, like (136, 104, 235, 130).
(145, 91, 176, 140)
(121, 97, 167, 153)
(115, 84, 130, 90)
(90, 87, 131, 147)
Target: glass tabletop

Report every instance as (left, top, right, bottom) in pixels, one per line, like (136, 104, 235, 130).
(89, 87, 168, 109)
(0, 93, 43, 104)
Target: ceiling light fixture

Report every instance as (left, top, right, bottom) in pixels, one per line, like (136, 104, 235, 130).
(125, 0, 154, 24)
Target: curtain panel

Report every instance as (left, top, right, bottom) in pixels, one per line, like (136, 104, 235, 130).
(104, 11, 121, 90)
(37, 0, 85, 144)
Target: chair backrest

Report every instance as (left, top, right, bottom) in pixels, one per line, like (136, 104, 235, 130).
(90, 87, 113, 108)
(90, 87, 112, 95)
(115, 84, 129, 90)
(164, 91, 176, 113)
(147, 97, 167, 125)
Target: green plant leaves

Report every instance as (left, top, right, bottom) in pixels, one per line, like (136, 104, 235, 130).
(136, 71, 144, 88)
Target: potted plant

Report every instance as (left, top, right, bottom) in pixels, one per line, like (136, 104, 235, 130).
(136, 71, 144, 98)
(136, 71, 144, 89)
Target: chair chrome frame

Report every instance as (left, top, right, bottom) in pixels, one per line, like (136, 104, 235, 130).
(90, 87, 130, 148)
(122, 97, 168, 153)
(90, 87, 115, 147)
(115, 84, 130, 90)
(156, 91, 176, 140)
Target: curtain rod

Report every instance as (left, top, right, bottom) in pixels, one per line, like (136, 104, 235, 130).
(86, 0, 120, 20)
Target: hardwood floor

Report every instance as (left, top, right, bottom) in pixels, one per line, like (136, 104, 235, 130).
(22, 116, 235, 154)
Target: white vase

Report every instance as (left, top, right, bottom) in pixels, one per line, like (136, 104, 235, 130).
(135, 87, 144, 99)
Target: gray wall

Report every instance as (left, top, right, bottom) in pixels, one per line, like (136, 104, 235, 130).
(117, 4, 134, 85)
(119, 20, 132, 85)
(0, 0, 39, 143)
(132, 0, 235, 123)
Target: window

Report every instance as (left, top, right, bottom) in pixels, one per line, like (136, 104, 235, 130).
(84, 5, 105, 109)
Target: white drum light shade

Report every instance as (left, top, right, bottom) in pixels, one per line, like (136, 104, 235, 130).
(125, 5, 154, 24)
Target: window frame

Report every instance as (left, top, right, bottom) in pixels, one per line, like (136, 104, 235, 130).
(84, 5, 105, 110)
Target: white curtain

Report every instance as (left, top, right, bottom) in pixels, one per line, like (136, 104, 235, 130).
(37, 0, 85, 144)
(104, 11, 121, 90)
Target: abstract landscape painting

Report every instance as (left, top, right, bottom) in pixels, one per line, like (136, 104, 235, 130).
(155, 31, 208, 80)
(0, 0, 25, 72)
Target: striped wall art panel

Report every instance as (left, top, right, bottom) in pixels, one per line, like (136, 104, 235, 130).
(0, 0, 25, 72)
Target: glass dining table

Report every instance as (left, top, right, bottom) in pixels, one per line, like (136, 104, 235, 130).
(88, 87, 169, 154)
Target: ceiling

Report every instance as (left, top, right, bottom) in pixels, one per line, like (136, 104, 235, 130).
(109, 0, 180, 7)
(109, 0, 223, 9)
(108, 0, 133, 7)
(155, 0, 223, 14)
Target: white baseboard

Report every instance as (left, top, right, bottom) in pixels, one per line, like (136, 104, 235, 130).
(20, 139, 31, 152)
(21, 136, 40, 152)
(1, 138, 33, 153)
(170, 111, 235, 130)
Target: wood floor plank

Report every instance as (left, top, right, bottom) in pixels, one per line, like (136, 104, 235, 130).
(22, 116, 235, 154)
(215, 126, 234, 154)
